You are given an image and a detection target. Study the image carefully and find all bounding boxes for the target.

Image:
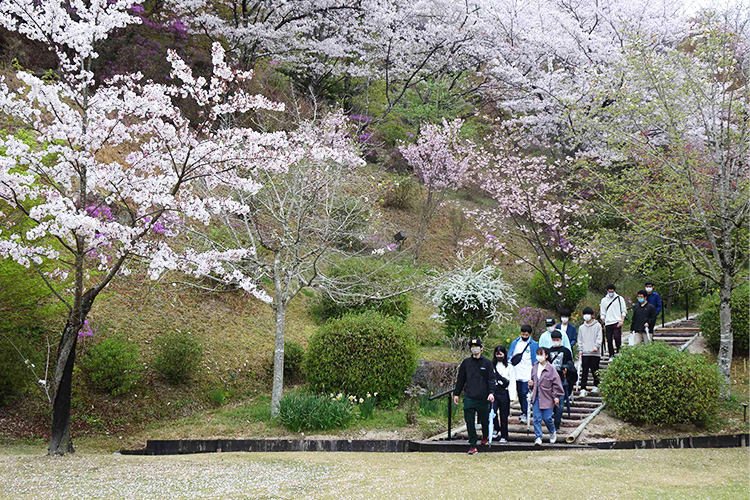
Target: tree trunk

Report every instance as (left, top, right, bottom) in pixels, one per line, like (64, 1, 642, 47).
(413, 189, 434, 264)
(717, 274, 733, 400)
(48, 319, 81, 455)
(270, 302, 286, 417)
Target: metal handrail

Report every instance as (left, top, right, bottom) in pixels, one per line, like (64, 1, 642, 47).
(659, 286, 703, 327)
(429, 389, 454, 441)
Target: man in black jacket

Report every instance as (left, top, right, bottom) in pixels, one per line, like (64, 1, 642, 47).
(630, 290, 658, 345)
(453, 337, 495, 455)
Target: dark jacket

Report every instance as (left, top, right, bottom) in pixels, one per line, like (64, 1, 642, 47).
(454, 355, 495, 400)
(549, 346, 576, 388)
(630, 302, 657, 333)
(556, 322, 578, 347)
(647, 291, 663, 317)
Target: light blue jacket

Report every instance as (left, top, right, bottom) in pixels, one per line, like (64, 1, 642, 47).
(538, 328, 572, 351)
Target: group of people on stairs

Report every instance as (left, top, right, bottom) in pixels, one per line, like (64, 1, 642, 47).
(453, 281, 663, 455)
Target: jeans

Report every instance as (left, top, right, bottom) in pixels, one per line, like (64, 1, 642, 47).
(605, 323, 622, 356)
(492, 390, 510, 440)
(532, 397, 556, 440)
(516, 380, 529, 417)
(463, 397, 489, 447)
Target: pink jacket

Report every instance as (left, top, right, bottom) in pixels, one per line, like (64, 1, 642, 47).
(530, 362, 565, 410)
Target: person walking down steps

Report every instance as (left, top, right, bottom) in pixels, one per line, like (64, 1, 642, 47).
(528, 347, 564, 446)
(454, 338, 495, 455)
(578, 307, 603, 397)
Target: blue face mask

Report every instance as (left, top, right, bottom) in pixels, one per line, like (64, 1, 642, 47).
(637, 297, 645, 303)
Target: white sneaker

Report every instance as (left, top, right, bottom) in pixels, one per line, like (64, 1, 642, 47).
(520, 415, 527, 424)
(499, 438, 508, 443)
(550, 432, 557, 444)
(492, 431, 499, 439)
(592, 386, 599, 393)
(534, 438, 542, 446)
(580, 389, 588, 397)
(609, 356, 615, 361)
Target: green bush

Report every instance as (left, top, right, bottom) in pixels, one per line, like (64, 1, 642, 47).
(700, 282, 749, 354)
(311, 259, 413, 322)
(278, 391, 355, 432)
(383, 175, 423, 211)
(529, 263, 589, 311)
(80, 337, 141, 396)
(600, 342, 721, 426)
(284, 340, 305, 382)
(306, 311, 418, 402)
(153, 330, 203, 384)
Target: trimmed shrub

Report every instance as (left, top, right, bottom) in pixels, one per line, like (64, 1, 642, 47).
(80, 337, 141, 396)
(529, 263, 589, 311)
(700, 282, 749, 354)
(383, 175, 423, 211)
(311, 259, 413, 322)
(153, 331, 203, 384)
(600, 342, 721, 426)
(284, 340, 305, 383)
(278, 391, 355, 432)
(306, 311, 418, 402)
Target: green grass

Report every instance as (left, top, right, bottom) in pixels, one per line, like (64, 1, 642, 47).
(0, 447, 746, 499)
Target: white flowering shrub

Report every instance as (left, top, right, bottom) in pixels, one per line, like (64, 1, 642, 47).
(430, 265, 517, 342)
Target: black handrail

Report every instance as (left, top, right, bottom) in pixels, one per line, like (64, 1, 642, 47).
(659, 286, 703, 327)
(429, 388, 454, 440)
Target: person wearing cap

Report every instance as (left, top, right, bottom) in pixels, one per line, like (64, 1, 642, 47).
(644, 280, 662, 318)
(538, 318, 572, 351)
(578, 306, 603, 397)
(548, 329, 574, 429)
(528, 346, 564, 445)
(508, 325, 539, 424)
(630, 290, 658, 345)
(453, 337, 496, 455)
(556, 308, 577, 349)
(599, 284, 627, 359)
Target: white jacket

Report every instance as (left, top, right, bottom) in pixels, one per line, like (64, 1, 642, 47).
(600, 293, 627, 326)
(496, 362, 517, 401)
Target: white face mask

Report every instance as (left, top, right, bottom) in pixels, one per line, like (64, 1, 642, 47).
(470, 346, 481, 355)
(645, 287, 653, 293)
(536, 355, 546, 363)
(561, 317, 569, 324)
(546, 326, 554, 333)
(583, 314, 592, 322)
(607, 292, 615, 298)
(552, 341, 562, 347)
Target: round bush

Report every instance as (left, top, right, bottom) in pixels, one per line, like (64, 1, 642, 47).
(311, 259, 413, 322)
(283, 340, 305, 382)
(600, 342, 721, 426)
(700, 282, 749, 354)
(529, 263, 589, 311)
(80, 337, 141, 396)
(306, 311, 418, 402)
(153, 331, 203, 384)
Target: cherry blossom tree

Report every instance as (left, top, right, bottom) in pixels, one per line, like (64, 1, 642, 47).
(578, 7, 749, 395)
(178, 111, 367, 416)
(471, 135, 598, 312)
(398, 118, 478, 263)
(0, 0, 352, 454)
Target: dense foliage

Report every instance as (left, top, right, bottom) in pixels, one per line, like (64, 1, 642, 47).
(306, 311, 418, 403)
(153, 331, 203, 385)
(600, 343, 721, 426)
(80, 337, 142, 396)
(278, 391, 355, 432)
(700, 282, 749, 354)
(529, 264, 590, 312)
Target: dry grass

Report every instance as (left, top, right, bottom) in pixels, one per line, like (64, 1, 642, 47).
(0, 447, 747, 500)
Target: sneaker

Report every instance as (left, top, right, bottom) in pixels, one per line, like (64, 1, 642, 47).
(519, 414, 527, 424)
(499, 438, 508, 443)
(480, 437, 489, 446)
(467, 447, 478, 455)
(534, 438, 542, 446)
(580, 389, 588, 398)
(550, 432, 557, 444)
(592, 386, 599, 393)
(492, 431, 499, 439)
(609, 356, 615, 361)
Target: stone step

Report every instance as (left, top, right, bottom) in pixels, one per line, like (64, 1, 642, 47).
(410, 440, 591, 452)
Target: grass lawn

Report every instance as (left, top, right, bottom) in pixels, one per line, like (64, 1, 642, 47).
(0, 447, 747, 500)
